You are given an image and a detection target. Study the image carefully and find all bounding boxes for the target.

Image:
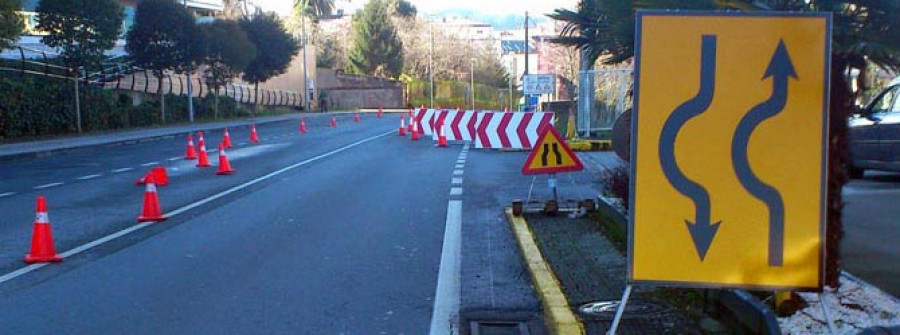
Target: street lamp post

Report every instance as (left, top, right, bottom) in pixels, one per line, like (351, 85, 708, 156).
(429, 17, 434, 108)
(301, 8, 309, 111)
(184, 0, 194, 123)
(470, 58, 476, 110)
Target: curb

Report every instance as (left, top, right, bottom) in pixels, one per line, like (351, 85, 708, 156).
(569, 139, 612, 152)
(0, 114, 307, 162)
(505, 208, 585, 335)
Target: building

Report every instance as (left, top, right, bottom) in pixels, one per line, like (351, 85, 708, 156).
(20, 0, 227, 36)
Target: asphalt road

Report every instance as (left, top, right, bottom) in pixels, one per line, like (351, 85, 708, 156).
(0, 114, 477, 333)
(841, 171, 900, 297)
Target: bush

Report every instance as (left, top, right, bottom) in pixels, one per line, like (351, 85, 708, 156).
(600, 164, 630, 211)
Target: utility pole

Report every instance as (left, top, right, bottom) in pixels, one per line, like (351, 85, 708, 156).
(184, 0, 194, 123)
(524, 11, 530, 111)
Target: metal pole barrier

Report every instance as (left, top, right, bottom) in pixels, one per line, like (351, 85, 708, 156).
(74, 67, 82, 133)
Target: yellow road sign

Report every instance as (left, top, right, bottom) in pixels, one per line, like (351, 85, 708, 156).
(630, 12, 830, 290)
(522, 126, 583, 175)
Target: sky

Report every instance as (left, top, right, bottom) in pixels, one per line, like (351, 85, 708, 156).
(252, 0, 577, 17)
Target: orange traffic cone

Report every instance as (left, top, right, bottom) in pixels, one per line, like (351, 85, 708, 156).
(24, 196, 62, 263)
(196, 142, 211, 167)
(377, 107, 383, 118)
(411, 118, 420, 141)
(197, 131, 205, 146)
(223, 127, 233, 148)
(137, 174, 166, 222)
(331, 116, 337, 128)
(135, 166, 169, 186)
(354, 113, 360, 123)
(300, 118, 307, 133)
(399, 116, 407, 136)
(215, 143, 236, 175)
(184, 134, 197, 160)
(438, 122, 448, 147)
(250, 124, 259, 143)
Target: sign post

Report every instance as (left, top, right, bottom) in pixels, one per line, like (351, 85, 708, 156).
(609, 11, 832, 334)
(522, 126, 583, 204)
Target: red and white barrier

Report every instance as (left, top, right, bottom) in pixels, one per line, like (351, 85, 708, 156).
(413, 108, 437, 136)
(432, 109, 478, 141)
(475, 112, 554, 149)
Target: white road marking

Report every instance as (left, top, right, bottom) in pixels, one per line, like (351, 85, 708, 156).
(168, 157, 182, 161)
(112, 167, 133, 173)
(455, 164, 464, 169)
(451, 178, 463, 185)
(0, 131, 394, 286)
(76, 174, 102, 180)
(0, 192, 15, 197)
(453, 170, 463, 176)
(450, 187, 463, 196)
(429, 200, 462, 335)
(457, 159, 465, 164)
(34, 182, 63, 189)
(140, 162, 160, 167)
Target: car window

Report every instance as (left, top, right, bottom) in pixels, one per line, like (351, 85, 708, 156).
(891, 87, 900, 113)
(870, 86, 897, 114)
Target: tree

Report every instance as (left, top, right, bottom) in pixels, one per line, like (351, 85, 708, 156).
(390, 0, 417, 17)
(126, 0, 198, 122)
(36, 0, 124, 72)
(346, 0, 404, 78)
(240, 11, 299, 114)
(0, 0, 23, 50)
(199, 20, 256, 119)
(294, 0, 334, 19)
(551, 0, 900, 288)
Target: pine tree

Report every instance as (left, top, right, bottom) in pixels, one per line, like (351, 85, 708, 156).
(346, 0, 403, 78)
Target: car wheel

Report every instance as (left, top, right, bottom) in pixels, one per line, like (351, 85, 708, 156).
(847, 165, 865, 179)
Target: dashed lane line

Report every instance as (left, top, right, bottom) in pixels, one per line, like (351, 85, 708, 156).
(111, 167, 133, 173)
(76, 174, 102, 180)
(0, 192, 15, 197)
(453, 170, 464, 176)
(451, 177, 463, 185)
(140, 162, 160, 167)
(0, 130, 394, 286)
(34, 182, 64, 189)
(450, 187, 463, 196)
(168, 157, 182, 161)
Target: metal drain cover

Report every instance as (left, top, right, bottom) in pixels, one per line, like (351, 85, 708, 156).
(469, 321, 529, 335)
(578, 300, 668, 319)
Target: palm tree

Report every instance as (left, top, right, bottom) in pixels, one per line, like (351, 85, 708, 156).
(294, 0, 334, 19)
(551, 0, 900, 287)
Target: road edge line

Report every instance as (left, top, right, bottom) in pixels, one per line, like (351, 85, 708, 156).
(505, 208, 584, 335)
(0, 131, 393, 286)
(429, 200, 463, 334)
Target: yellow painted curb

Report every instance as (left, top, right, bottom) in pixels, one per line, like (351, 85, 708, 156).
(505, 208, 585, 335)
(568, 139, 612, 152)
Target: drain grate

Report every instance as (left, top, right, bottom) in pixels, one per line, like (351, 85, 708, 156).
(578, 300, 669, 320)
(469, 321, 529, 335)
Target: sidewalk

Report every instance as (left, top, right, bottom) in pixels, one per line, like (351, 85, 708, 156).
(0, 113, 309, 162)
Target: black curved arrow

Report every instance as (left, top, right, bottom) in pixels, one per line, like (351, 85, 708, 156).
(732, 39, 794, 267)
(659, 35, 720, 261)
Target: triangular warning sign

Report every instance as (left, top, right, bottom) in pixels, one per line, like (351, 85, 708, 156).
(522, 126, 584, 175)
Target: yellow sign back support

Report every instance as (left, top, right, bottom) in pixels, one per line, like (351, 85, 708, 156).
(630, 12, 830, 290)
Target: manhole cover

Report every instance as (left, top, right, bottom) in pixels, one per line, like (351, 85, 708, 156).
(578, 300, 669, 320)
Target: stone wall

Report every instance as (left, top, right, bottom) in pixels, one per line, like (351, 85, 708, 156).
(316, 68, 404, 110)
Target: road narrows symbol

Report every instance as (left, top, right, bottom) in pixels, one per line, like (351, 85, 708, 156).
(659, 35, 721, 261)
(552, 144, 562, 165)
(541, 143, 550, 166)
(731, 39, 794, 267)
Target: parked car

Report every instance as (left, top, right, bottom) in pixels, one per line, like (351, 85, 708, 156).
(848, 76, 900, 178)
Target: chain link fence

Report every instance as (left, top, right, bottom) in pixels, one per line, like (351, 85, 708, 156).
(578, 67, 633, 138)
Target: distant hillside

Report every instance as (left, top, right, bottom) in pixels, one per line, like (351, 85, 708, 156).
(430, 9, 551, 30)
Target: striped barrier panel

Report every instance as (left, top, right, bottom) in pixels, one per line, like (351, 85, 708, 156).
(432, 109, 479, 141)
(474, 112, 555, 149)
(413, 108, 438, 136)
